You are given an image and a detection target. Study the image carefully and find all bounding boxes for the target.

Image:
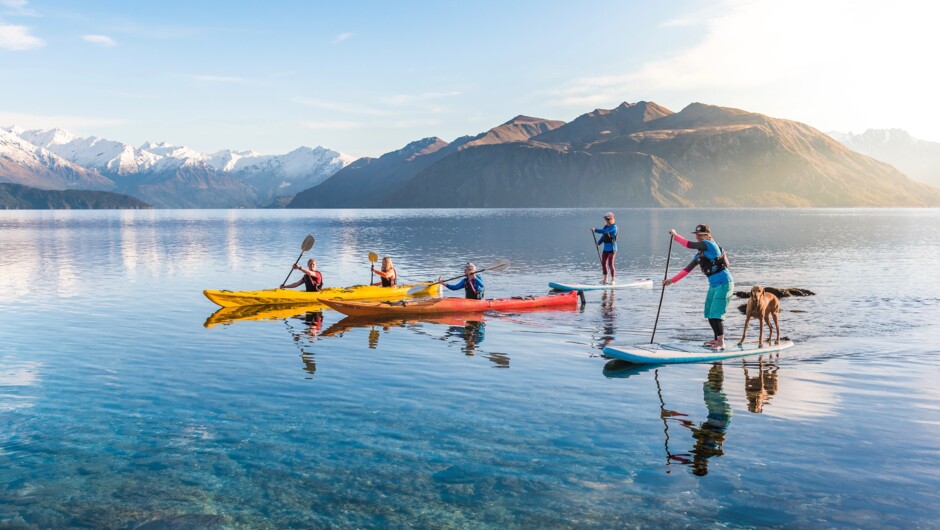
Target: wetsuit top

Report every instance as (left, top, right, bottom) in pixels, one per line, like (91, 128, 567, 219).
(380, 269, 397, 287)
(682, 239, 732, 287)
(302, 271, 323, 292)
(594, 224, 618, 252)
(445, 276, 484, 300)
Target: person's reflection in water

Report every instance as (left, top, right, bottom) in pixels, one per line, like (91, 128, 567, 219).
(444, 320, 486, 354)
(304, 311, 324, 337)
(368, 327, 380, 349)
(665, 364, 732, 476)
(598, 291, 616, 349)
(743, 357, 779, 413)
(300, 349, 316, 379)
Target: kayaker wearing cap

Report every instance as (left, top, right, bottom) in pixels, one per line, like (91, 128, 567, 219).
(372, 256, 397, 287)
(281, 258, 323, 292)
(662, 224, 734, 350)
(440, 263, 484, 300)
(591, 212, 618, 284)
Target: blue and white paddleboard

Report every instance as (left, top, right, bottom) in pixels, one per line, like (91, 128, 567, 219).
(549, 278, 653, 291)
(603, 340, 794, 364)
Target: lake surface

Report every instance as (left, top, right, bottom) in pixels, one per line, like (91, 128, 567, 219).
(1, 208, 939, 529)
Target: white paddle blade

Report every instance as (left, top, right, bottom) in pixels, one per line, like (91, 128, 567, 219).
(484, 258, 510, 273)
(407, 283, 433, 295)
(301, 234, 315, 252)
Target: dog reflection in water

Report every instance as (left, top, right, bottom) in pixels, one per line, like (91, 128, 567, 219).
(744, 358, 779, 413)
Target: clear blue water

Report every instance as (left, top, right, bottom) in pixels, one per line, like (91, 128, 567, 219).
(1, 208, 939, 529)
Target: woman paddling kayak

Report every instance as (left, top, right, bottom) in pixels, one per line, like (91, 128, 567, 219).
(371, 256, 398, 287)
(281, 258, 323, 292)
(662, 224, 734, 351)
(440, 262, 484, 300)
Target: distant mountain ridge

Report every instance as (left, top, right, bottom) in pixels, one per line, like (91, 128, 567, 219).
(289, 101, 940, 208)
(0, 126, 353, 208)
(828, 129, 940, 187)
(0, 183, 152, 209)
(289, 115, 565, 208)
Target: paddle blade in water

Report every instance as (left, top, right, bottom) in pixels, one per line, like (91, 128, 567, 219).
(407, 283, 432, 295)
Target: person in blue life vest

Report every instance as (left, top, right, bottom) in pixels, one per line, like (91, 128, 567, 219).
(281, 258, 323, 292)
(662, 224, 734, 351)
(440, 262, 484, 300)
(371, 256, 397, 287)
(591, 212, 618, 284)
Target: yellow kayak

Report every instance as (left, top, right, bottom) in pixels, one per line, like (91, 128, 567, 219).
(204, 303, 327, 328)
(203, 283, 442, 308)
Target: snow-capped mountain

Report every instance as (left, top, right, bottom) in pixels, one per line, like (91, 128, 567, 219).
(828, 129, 940, 187)
(0, 126, 354, 207)
(0, 127, 115, 190)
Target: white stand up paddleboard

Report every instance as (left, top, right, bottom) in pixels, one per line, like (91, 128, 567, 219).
(549, 278, 653, 291)
(603, 340, 794, 364)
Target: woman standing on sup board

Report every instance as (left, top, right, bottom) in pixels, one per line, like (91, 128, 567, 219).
(662, 224, 734, 350)
(591, 212, 618, 284)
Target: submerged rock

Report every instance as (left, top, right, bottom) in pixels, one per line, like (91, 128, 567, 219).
(734, 287, 815, 298)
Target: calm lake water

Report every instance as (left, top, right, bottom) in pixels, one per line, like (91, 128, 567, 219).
(1, 208, 939, 529)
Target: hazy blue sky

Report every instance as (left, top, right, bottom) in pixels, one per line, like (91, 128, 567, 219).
(1, 0, 936, 157)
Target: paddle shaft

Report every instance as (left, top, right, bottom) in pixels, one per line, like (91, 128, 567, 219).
(650, 236, 674, 343)
(281, 250, 308, 286)
(437, 269, 488, 285)
(591, 231, 602, 264)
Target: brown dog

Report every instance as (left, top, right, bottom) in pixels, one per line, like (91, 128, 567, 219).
(738, 285, 780, 347)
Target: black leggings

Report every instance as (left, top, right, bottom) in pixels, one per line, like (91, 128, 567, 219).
(708, 318, 724, 339)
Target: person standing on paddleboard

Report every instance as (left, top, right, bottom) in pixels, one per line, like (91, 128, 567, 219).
(440, 262, 484, 300)
(591, 212, 618, 284)
(662, 224, 734, 350)
(281, 258, 324, 292)
(372, 256, 397, 287)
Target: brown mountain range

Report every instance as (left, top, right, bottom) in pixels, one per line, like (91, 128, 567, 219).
(289, 101, 940, 208)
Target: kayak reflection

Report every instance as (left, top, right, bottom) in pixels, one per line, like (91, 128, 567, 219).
(322, 313, 499, 361)
(203, 302, 327, 328)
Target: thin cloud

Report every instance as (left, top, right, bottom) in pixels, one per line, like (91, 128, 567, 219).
(82, 34, 117, 47)
(304, 120, 362, 130)
(1, 0, 37, 16)
(194, 74, 252, 84)
(378, 91, 461, 106)
(331, 32, 353, 44)
(660, 17, 696, 27)
(0, 23, 44, 50)
(0, 110, 126, 131)
(293, 96, 392, 116)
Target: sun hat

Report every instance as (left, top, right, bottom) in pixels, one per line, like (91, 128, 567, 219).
(604, 212, 614, 220)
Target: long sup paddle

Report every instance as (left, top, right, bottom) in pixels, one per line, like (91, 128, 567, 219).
(407, 258, 511, 295)
(280, 234, 315, 287)
(591, 230, 603, 265)
(650, 235, 674, 344)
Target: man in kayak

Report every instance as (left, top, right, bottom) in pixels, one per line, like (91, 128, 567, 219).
(281, 258, 323, 292)
(372, 256, 397, 287)
(662, 224, 734, 351)
(440, 262, 484, 300)
(591, 212, 618, 284)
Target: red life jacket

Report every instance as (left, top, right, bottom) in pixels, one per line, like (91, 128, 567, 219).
(303, 271, 323, 292)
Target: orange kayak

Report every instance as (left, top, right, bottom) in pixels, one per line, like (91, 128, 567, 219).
(320, 290, 581, 317)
